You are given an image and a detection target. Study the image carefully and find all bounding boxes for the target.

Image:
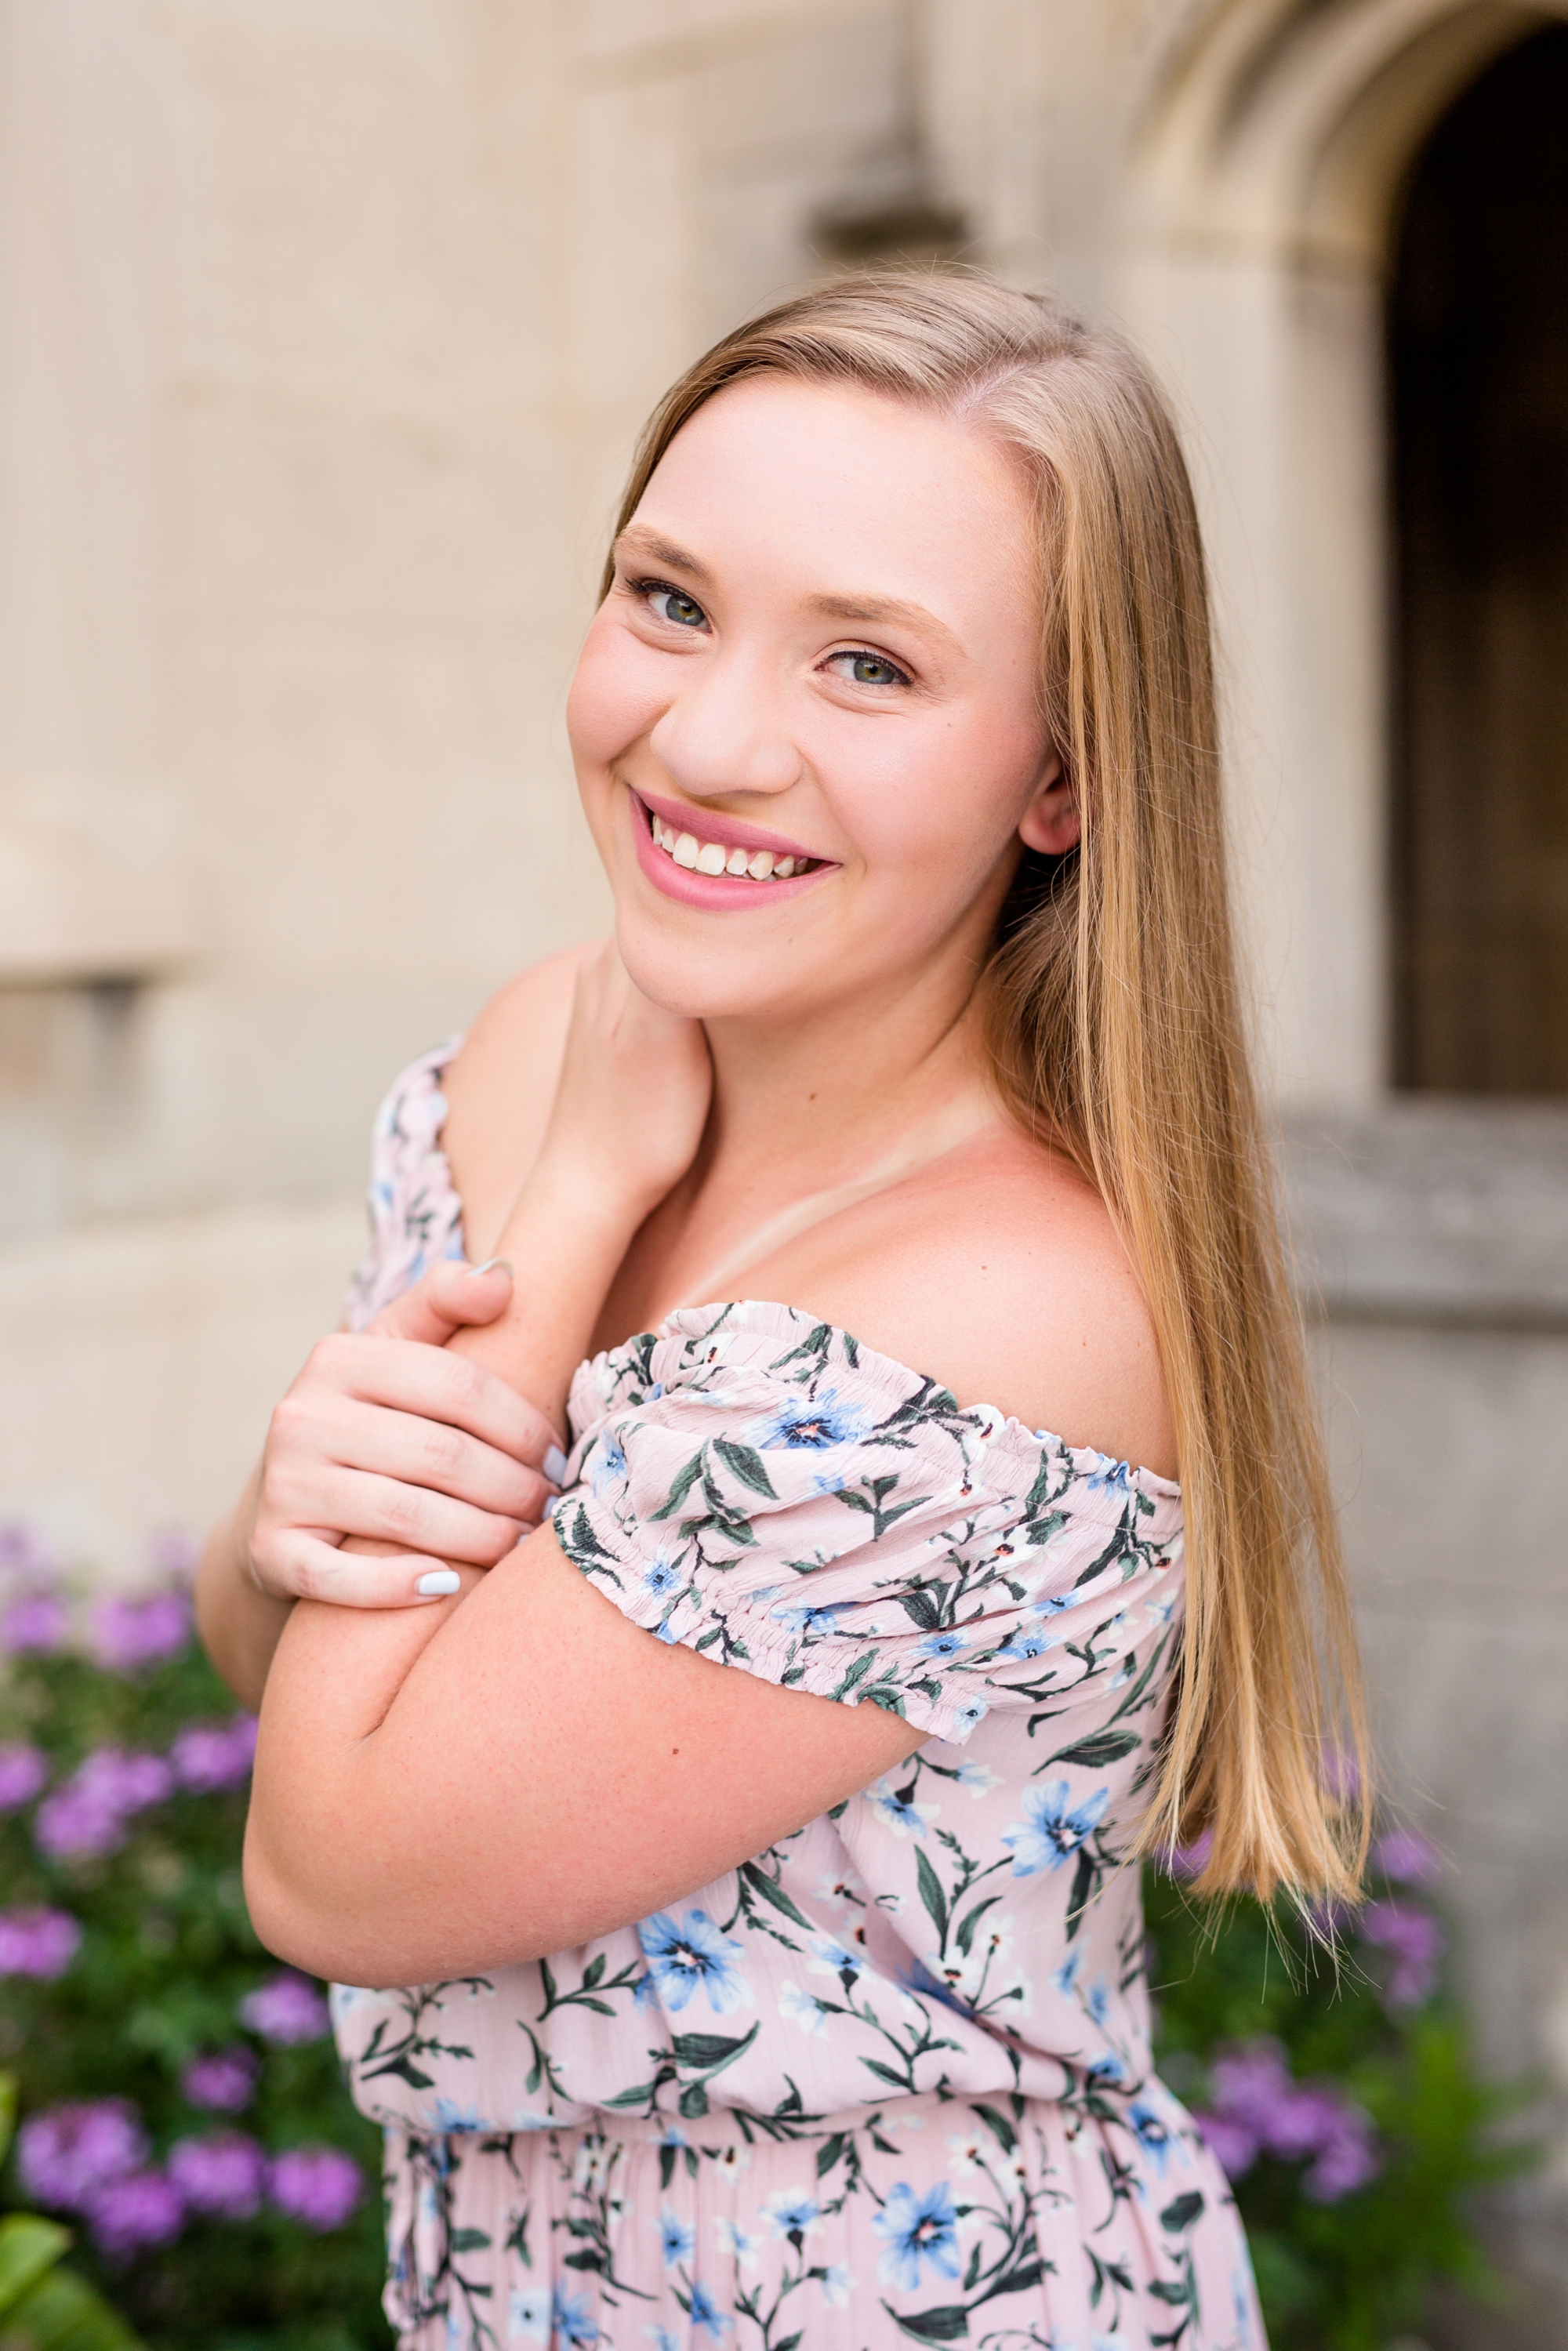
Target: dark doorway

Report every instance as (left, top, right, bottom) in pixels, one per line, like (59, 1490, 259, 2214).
(1389, 24, 1568, 1092)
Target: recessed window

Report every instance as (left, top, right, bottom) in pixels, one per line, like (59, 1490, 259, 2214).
(1388, 25, 1568, 1094)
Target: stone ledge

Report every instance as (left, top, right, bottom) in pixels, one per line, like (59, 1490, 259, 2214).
(1280, 1099, 1568, 1330)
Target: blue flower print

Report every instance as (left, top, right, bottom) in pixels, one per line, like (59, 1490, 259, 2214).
(872, 2179, 963, 2292)
(808, 1932, 867, 1992)
(641, 1548, 682, 1601)
(949, 1696, 988, 1734)
(866, 1775, 938, 1839)
(1087, 2052, 1127, 2088)
(686, 2280, 731, 2339)
(551, 2285, 600, 2346)
(771, 1599, 848, 1638)
(1052, 1950, 1082, 1997)
(659, 2208, 695, 2268)
(918, 1630, 969, 1661)
(1001, 1779, 1110, 1876)
(993, 1626, 1057, 1663)
(747, 1386, 873, 1451)
(589, 1428, 626, 1497)
(1128, 2099, 1174, 2174)
(637, 1910, 753, 2015)
(1087, 1458, 1135, 1497)
(1085, 1975, 1112, 2026)
(1030, 1591, 1077, 1623)
(761, 2189, 821, 2244)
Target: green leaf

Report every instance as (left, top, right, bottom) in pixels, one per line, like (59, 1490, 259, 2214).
(449, 2227, 492, 2253)
(582, 1953, 605, 1990)
(815, 2132, 847, 2178)
(648, 1455, 706, 1522)
(978, 2262, 1047, 2302)
(670, 2025, 760, 2074)
(0, 2214, 71, 2316)
(1045, 1729, 1140, 1769)
(971, 2102, 1018, 2154)
(676, 2081, 710, 2118)
(915, 1848, 949, 1946)
(713, 1439, 779, 1499)
(884, 2301, 971, 2341)
(4, 2258, 147, 2350)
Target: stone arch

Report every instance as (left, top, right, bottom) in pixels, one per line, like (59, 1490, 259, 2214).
(1115, 0, 1565, 1103)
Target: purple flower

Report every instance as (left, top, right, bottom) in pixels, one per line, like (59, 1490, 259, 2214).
(1, 1591, 69, 1656)
(88, 2169, 186, 2258)
(1162, 1828, 1214, 1880)
(168, 2131, 267, 2219)
(0, 1742, 48, 1809)
(1196, 2110, 1259, 2179)
(0, 1520, 60, 1580)
(1374, 1828, 1442, 1888)
(0, 1907, 81, 1978)
(1319, 1743, 1362, 1803)
(181, 2045, 260, 2113)
(19, 2100, 148, 2210)
(35, 1747, 175, 1858)
(1361, 1899, 1445, 2009)
(1303, 2105, 1381, 2201)
(268, 2146, 363, 2231)
(88, 1589, 191, 1674)
(171, 1716, 257, 1794)
(239, 1970, 329, 2045)
(147, 1527, 198, 1580)
(1195, 2037, 1381, 2204)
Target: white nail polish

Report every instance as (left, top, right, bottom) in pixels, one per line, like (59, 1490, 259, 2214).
(543, 1445, 569, 1486)
(416, 1570, 461, 1596)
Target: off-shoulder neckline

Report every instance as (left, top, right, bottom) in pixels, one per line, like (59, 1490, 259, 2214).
(581, 1297, 1182, 1507)
(413, 1043, 1181, 1507)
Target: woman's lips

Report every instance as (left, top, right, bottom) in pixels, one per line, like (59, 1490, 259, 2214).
(627, 790, 837, 911)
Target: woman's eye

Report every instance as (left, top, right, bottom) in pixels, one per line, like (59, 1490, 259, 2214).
(827, 651, 909, 688)
(642, 583, 708, 629)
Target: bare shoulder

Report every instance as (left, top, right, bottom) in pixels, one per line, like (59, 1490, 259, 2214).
(769, 1123, 1178, 1479)
(441, 941, 604, 1259)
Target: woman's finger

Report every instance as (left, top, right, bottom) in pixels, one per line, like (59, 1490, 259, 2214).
(368, 1259, 515, 1349)
(259, 1461, 532, 1572)
(300, 1333, 566, 1471)
(252, 1531, 495, 1611)
(287, 1395, 555, 1523)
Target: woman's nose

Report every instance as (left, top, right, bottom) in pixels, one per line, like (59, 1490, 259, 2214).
(647, 655, 803, 801)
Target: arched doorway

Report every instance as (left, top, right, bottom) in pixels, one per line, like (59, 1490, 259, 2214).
(1390, 24, 1568, 1094)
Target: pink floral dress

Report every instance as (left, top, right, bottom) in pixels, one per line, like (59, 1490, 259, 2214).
(337, 1046, 1263, 2351)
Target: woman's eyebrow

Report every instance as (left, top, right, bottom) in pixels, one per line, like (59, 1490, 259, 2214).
(808, 592, 963, 657)
(615, 526, 713, 583)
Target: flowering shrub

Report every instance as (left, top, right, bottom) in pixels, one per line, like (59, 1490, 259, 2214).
(0, 1526, 389, 2351)
(1147, 1829, 1528, 2350)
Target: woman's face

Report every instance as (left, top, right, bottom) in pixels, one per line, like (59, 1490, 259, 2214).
(566, 376, 1076, 1025)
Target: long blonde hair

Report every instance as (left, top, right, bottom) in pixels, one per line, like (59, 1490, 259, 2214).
(603, 270, 1369, 1903)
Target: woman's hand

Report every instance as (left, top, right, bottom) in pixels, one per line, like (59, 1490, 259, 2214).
(241, 1260, 564, 1609)
(524, 940, 713, 1224)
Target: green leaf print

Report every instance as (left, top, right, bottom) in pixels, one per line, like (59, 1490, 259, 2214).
(915, 1847, 949, 1946)
(670, 2027, 760, 2070)
(739, 1859, 812, 1929)
(648, 1453, 706, 1521)
(1045, 1729, 1141, 1769)
(1160, 2191, 1206, 2235)
(713, 1438, 779, 1497)
(886, 2302, 971, 2341)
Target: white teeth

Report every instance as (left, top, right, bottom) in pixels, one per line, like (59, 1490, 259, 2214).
(647, 809, 813, 883)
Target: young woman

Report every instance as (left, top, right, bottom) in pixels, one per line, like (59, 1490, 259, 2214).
(198, 271, 1367, 2350)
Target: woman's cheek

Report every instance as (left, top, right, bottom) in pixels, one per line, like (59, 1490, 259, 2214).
(565, 622, 661, 776)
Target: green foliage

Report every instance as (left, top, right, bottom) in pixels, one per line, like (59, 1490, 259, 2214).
(0, 1580, 391, 2351)
(0, 2075, 147, 2349)
(1145, 1861, 1534, 2350)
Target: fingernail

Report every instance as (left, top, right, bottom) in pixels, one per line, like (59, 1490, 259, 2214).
(543, 1446, 569, 1486)
(465, 1257, 514, 1279)
(416, 1570, 462, 1596)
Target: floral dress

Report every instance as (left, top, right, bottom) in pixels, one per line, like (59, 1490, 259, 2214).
(336, 1046, 1262, 2351)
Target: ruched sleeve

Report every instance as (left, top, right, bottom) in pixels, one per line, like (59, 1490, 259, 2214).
(343, 1040, 466, 1331)
(553, 1299, 1183, 1747)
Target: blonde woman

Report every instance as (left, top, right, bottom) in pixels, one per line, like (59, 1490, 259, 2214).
(199, 272, 1366, 2349)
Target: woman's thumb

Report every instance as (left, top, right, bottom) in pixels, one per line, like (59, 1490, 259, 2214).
(368, 1257, 514, 1345)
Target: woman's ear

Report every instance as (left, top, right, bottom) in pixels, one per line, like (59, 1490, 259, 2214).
(1018, 750, 1080, 856)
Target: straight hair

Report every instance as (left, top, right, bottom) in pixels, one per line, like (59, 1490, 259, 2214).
(601, 269, 1369, 1901)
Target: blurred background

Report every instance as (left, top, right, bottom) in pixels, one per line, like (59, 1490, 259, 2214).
(0, 0, 1563, 2338)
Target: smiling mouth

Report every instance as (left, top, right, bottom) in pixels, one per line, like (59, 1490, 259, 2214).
(642, 803, 824, 883)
